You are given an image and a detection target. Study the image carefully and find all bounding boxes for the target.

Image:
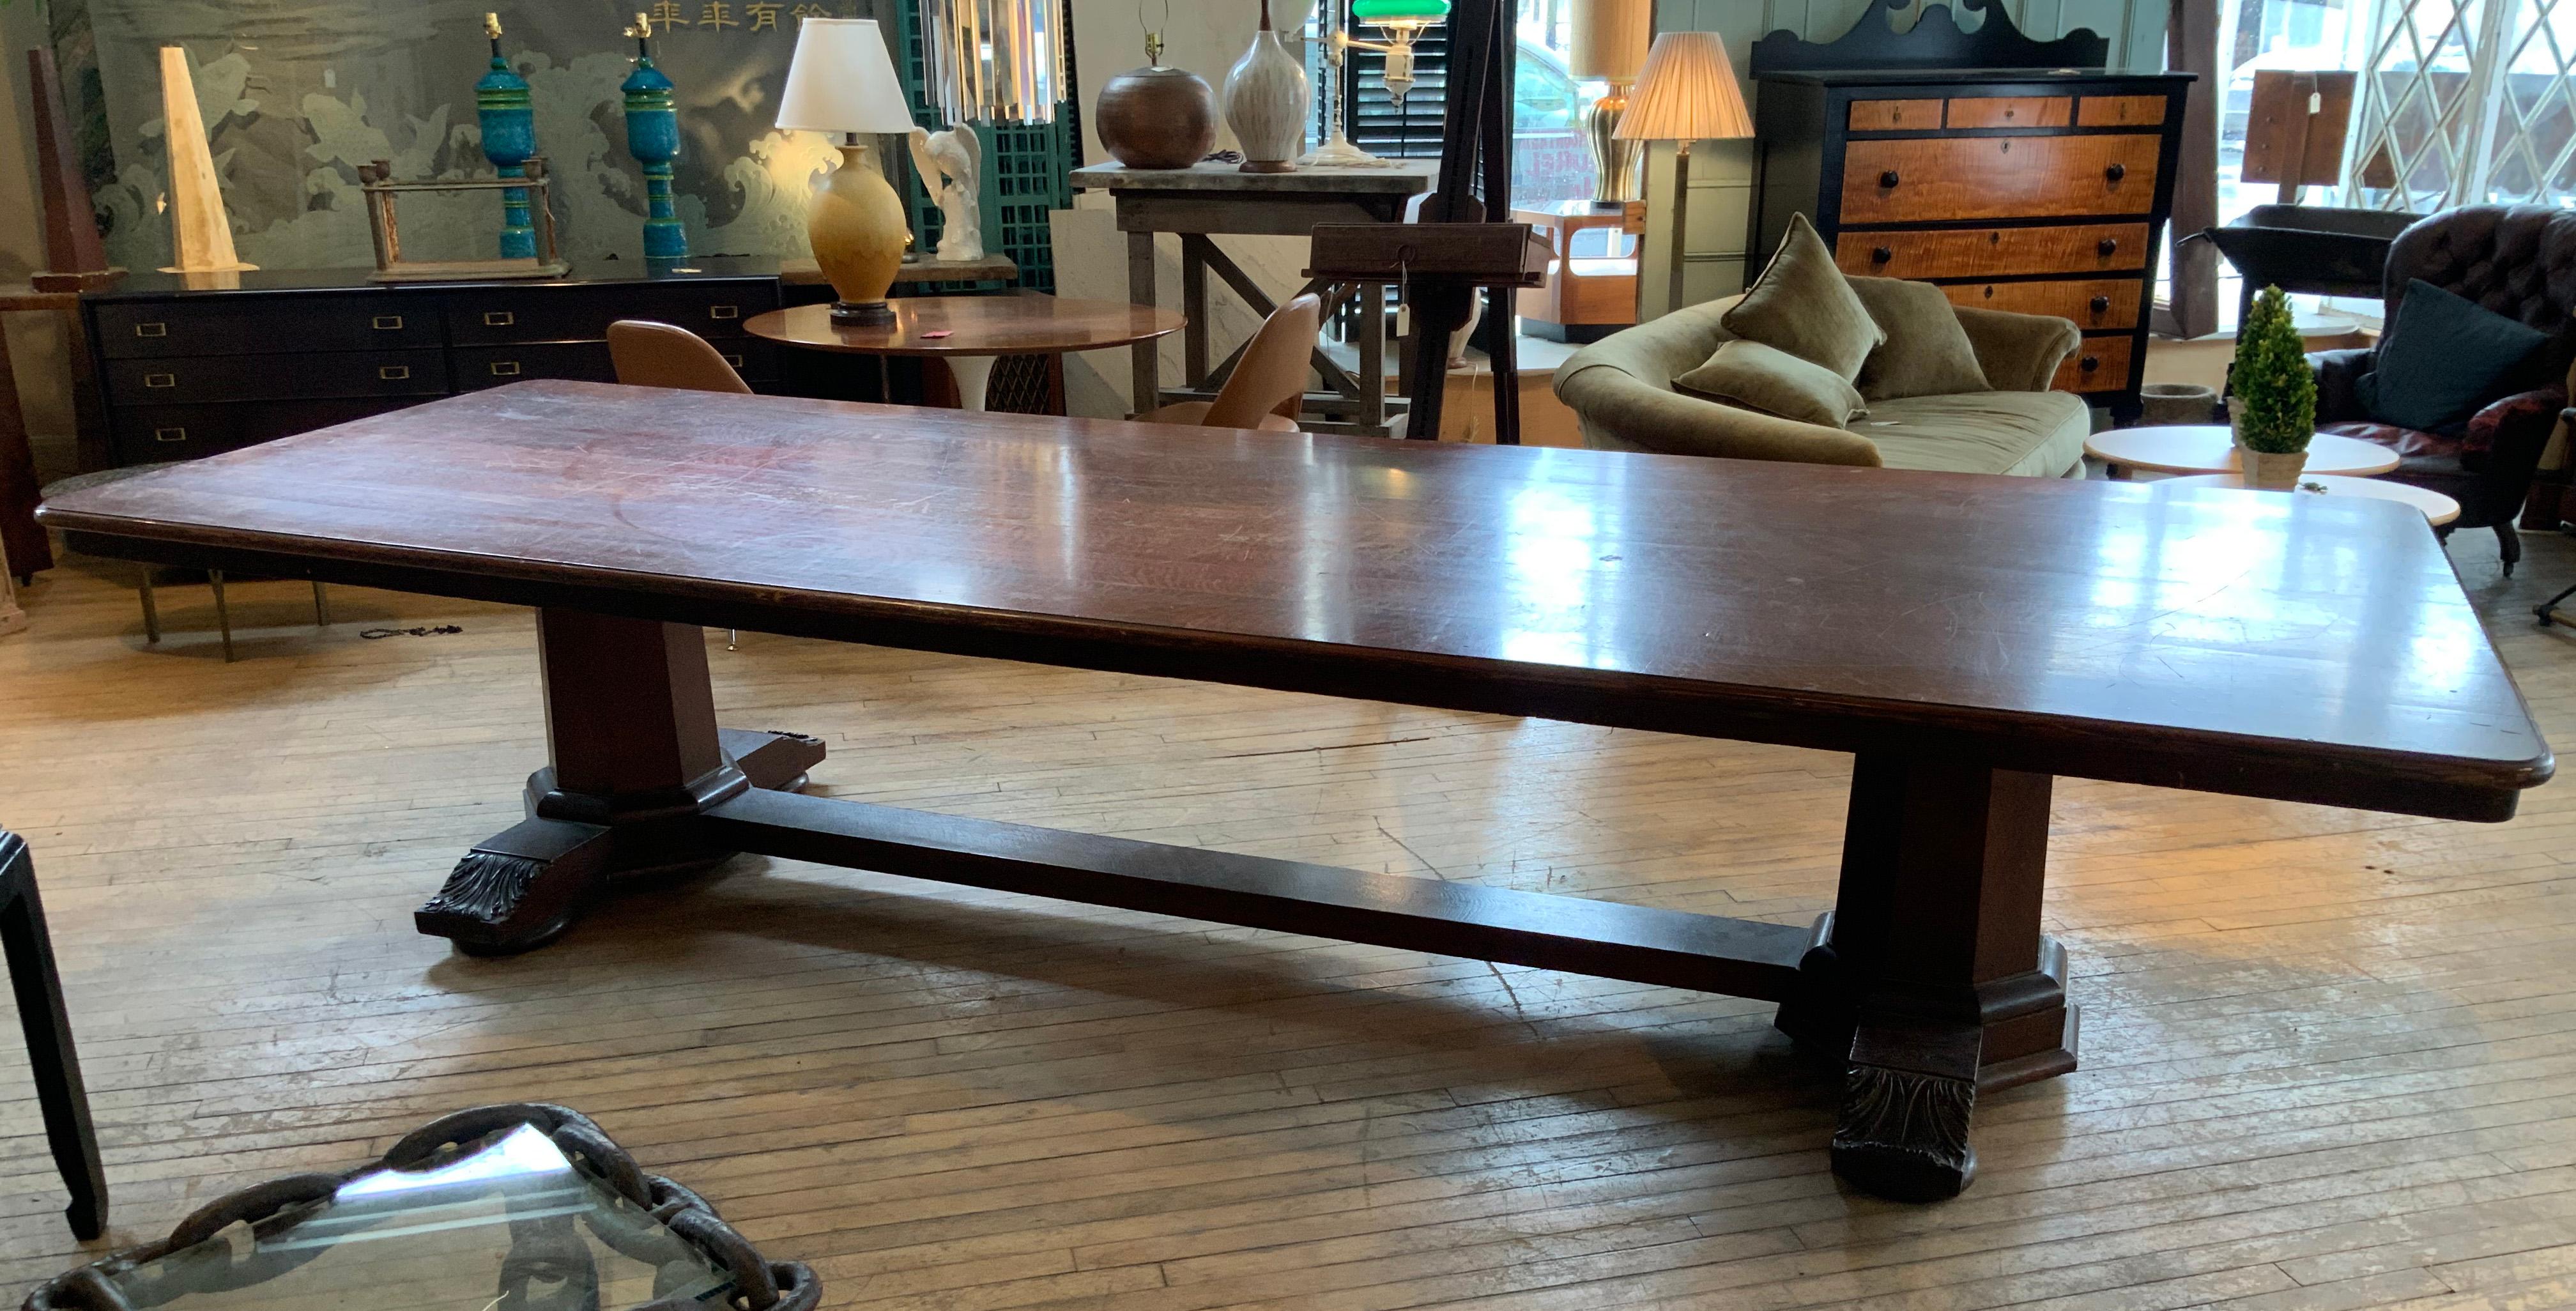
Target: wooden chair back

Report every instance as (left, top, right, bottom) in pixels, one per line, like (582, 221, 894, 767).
(608, 320, 753, 395)
(1202, 295, 1322, 430)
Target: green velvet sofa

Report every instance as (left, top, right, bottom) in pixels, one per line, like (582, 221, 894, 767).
(1552, 286, 2092, 477)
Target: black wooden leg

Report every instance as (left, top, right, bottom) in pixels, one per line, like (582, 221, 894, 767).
(417, 613, 825, 954)
(2497, 522, 2522, 576)
(1779, 756, 2078, 1202)
(0, 834, 106, 1239)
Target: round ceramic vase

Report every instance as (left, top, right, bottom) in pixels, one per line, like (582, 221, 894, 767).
(1225, 3, 1310, 174)
(1099, 65, 1218, 170)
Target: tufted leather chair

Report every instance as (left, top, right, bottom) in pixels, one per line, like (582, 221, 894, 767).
(2309, 204, 2576, 573)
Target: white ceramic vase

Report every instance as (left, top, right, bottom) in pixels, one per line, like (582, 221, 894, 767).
(1225, 0, 1310, 174)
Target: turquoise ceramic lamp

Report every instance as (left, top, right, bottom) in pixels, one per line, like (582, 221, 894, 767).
(1349, 0, 1448, 107)
(622, 12, 687, 261)
(473, 13, 538, 261)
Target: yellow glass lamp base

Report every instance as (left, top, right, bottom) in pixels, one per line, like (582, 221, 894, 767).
(809, 142, 910, 326)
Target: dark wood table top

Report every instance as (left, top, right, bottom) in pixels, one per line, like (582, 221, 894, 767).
(744, 295, 1184, 358)
(40, 381, 2550, 820)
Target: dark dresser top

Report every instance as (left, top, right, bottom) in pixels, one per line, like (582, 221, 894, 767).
(1758, 67, 2197, 86)
(87, 256, 792, 302)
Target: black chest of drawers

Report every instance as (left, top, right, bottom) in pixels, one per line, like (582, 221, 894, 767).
(86, 261, 788, 466)
(1749, 68, 2192, 423)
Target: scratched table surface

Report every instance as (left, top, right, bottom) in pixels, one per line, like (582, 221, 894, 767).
(37, 379, 2550, 820)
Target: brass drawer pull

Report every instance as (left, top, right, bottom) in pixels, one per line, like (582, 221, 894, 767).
(379, 365, 412, 381)
(709, 304, 741, 320)
(2003, 107, 2016, 119)
(153, 427, 187, 443)
(135, 323, 168, 338)
(143, 372, 176, 388)
(489, 360, 522, 376)
(484, 310, 516, 326)
(372, 314, 404, 330)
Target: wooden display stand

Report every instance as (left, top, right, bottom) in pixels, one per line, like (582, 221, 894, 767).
(2242, 70, 2356, 204)
(1514, 201, 1645, 343)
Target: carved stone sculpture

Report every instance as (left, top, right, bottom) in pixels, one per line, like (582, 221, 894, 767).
(909, 125, 985, 263)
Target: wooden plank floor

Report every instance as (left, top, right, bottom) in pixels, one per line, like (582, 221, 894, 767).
(0, 527, 2572, 1310)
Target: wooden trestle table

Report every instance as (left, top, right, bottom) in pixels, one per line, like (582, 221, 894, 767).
(39, 381, 2552, 1203)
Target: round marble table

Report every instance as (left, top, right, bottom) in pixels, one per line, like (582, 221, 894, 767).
(2154, 471, 2462, 525)
(746, 295, 1185, 411)
(2083, 425, 2401, 478)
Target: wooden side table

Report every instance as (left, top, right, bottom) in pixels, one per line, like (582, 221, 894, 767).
(1513, 201, 1644, 344)
(1071, 161, 1434, 438)
(746, 294, 1183, 412)
(2084, 426, 2404, 479)
(2156, 472, 2462, 525)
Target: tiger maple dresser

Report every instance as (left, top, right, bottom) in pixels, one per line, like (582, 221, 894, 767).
(1745, 1, 2192, 424)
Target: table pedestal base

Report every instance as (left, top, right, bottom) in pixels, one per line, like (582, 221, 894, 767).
(414, 606, 2079, 1201)
(946, 355, 995, 411)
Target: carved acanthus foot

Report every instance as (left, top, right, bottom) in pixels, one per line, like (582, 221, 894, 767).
(1830, 1016, 1984, 1202)
(416, 818, 613, 956)
(1830, 1062, 1977, 1201)
(721, 728, 828, 793)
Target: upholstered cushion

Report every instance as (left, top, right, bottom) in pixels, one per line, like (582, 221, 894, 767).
(1673, 340, 1869, 428)
(2356, 279, 2552, 432)
(1722, 213, 1886, 381)
(2382, 205, 2576, 367)
(1860, 391, 2092, 477)
(1847, 277, 1992, 401)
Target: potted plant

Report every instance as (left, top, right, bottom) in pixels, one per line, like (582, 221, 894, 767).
(2232, 284, 2318, 489)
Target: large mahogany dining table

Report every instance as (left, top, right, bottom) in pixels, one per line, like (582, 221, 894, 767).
(38, 381, 2550, 1203)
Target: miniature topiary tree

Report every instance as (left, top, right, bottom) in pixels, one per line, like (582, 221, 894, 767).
(2233, 285, 2317, 456)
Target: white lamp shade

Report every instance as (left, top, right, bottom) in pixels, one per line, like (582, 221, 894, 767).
(777, 19, 917, 135)
(1569, 0, 1653, 83)
(1614, 31, 1754, 141)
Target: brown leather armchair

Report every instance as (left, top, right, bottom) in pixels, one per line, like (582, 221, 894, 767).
(2308, 204, 2576, 574)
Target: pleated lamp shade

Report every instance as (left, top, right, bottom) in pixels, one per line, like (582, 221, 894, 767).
(1613, 32, 1753, 141)
(1569, 0, 1653, 83)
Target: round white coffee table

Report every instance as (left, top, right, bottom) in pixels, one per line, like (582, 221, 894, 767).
(2155, 472, 2460, 526)
(2085, 425, 2401, 478)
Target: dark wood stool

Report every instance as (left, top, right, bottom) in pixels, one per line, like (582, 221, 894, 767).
(0, 830, 106, 1239)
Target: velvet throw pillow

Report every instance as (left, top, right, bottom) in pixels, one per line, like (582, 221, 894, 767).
(1847, 276, 1992, 401)
(2356, 279, 2553, 433)
(1674, 340, 1869, 429)
(1722, 214, 1886, 382)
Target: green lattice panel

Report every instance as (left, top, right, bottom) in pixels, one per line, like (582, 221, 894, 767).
(890, 3, 1076, 292)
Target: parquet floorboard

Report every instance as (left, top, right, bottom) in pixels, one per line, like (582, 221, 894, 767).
(0, 530, 2570, 1311)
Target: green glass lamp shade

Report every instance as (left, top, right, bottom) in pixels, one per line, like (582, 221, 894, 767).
(1353, 0, 1449, 21)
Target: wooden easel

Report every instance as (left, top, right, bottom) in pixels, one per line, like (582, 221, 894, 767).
(1390, 0, 1523, 445)
(1305, 221, 1550, 443)
(2242, 70, 2356, 204)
